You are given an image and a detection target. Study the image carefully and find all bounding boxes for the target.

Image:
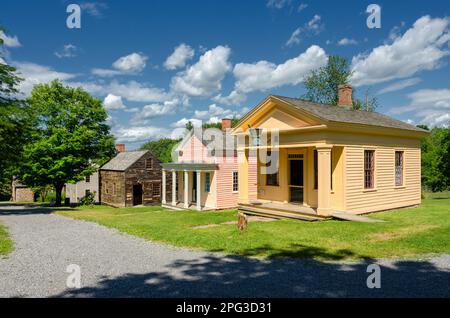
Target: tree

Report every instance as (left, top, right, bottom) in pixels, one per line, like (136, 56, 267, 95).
(0, 27, 30, 198)
(20, 80, 115, 206)
(421, 127, 450, 192)
(302, 55, 377, 111)
(140, 138, 181, 163)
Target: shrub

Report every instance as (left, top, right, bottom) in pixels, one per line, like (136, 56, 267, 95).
(79, 191, 96, 206)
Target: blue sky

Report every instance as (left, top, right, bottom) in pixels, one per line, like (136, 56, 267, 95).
(1, 0, 450, 149)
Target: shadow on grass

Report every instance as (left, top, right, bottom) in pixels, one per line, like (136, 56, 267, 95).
(54, 248, 450, 298)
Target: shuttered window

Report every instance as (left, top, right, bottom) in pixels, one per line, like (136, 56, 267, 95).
(364, 150, 375, 189)
(395, 151, 404, 186)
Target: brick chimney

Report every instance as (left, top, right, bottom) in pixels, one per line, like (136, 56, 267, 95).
(221, 118, 232, 131)
(115, 144, 125, 153)
(338, 84, 353, 108)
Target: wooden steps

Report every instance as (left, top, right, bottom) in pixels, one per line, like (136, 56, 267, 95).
(238, 203, 328, 221)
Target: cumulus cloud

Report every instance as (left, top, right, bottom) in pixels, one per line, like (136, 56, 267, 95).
(390, 88, 450, 127)
(350, 16, 450, 86)
(213, 90, 247, 106)
(92, 52, 148, 77)
(12, 61, 77, 95)
(285, 15, 323, 47)
(297, 3, 308, 12)
(337, 38, 358, 46)
(171, 46, 231, 97)
(377, 77, 422, 95)
(115, 126, 170, 143)
(164, 44, 195, 70)
(103, 94, 126, 110)
(192, 104, 249, 124)
(0, 31, 21, 48)
(54, 44, 78, 58)
(80, 2, 108, 17)
(233, 45, 327, 93)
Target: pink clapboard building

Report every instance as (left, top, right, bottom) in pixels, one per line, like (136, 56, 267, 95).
(161, 119, 243, 210)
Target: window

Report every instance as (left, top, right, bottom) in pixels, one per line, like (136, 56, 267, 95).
(85, 175, 90, 183)
(265, 150, 279, 186)
(152, 182, 161, 196)
(205, 173, 211, 192)
(364, 150, 375, 189)
(232, 171, 238, 192)
(145, 158, 153, 169)
(112, 183, 116, 195)
(395, 151, 404, 186)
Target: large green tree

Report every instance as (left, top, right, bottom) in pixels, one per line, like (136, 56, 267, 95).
(0, 28, 30, 199)
(302, 55, 378, 111)
(140, 138, 180, 163)
(421, 126, 450, 192)
(20, 80, 115, 206)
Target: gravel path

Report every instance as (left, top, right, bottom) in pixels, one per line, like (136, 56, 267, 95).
(0, 204, 449, 298)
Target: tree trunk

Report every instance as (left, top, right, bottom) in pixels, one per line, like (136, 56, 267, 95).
(54, 183, 63, 206)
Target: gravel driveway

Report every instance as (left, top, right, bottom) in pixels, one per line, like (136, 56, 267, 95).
(0, 204, 449, 298)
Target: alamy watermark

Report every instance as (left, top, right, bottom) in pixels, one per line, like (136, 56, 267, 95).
(66, 264, 81, 289)
(366, 4, 381, 29)
(366, 264, 381, 289)
(66, 4, 81, 29)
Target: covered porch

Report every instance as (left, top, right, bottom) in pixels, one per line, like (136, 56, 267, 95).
(161, 162, 218, 211)
(238, 144, 344, 219)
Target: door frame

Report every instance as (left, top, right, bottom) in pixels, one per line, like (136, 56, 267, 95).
(132, 183, 143, 206)
(287, 150, 307, 205)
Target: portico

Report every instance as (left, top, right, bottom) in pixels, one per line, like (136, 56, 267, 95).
(161, 162, 218, 211)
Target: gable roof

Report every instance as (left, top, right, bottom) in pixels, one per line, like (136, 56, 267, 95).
(175, 128, 237, 154)
(100, 150, 149, 171)
(272, 95, 427, 133)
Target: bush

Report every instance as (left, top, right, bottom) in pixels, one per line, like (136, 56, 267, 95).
(79, 191, 96, 206)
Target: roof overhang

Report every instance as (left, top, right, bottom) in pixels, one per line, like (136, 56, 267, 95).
(161, 162, 219, 171)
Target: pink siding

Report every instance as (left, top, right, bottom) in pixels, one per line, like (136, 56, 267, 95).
(178, 135, 214, 163)
(216, 158, 239, 209)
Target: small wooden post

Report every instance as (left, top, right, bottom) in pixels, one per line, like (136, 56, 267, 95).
(238, 212, 248, 231)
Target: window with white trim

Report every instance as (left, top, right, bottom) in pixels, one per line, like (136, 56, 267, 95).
(364, 150, 375, 189)
(232, 171, 238, 192)
(395, 151, 404, 186)
(205, 173, 211, 193)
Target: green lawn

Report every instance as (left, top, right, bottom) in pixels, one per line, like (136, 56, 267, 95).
(57, 192, 450, 261)
(0, 222, 13, 256)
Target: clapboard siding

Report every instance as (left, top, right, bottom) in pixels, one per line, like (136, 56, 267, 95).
(216, 159, 239, 209)
(344, 146, 421, 213)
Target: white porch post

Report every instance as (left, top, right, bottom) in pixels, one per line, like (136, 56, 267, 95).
(184, 170, 189, 209)
(162, 169, 166, 204)
(196, 170, 201, 211)
(171, 170, 176, 206)
(317, 145, 333, 216)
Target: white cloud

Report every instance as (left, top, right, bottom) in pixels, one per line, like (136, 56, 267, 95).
(92, 52, 148, 77)
(103, 94, 126, 110)
(266, 0, 292, 9)
(213, 90, 247, 105)
(80, 2, 108, 17)
(171, 45, 231, 97)
(0, 31, 21, 48)
(54, 44, 78, 58)
(390, 88, 450, 127)
(171, 118, 203, 128)
(105, 80, 170, 103)
(115, 126, 170, 143)
(112, 52, 147, 73)
(337, 38, 358, 46)
(12, 61, 77, 95)
(233, 45, 327, 93)
(164, 44, 195, 70)
(350, 16, 450, 86)
(285, 15, 323, 47)
(193, 104, 249, 124)
(377, 77, 422, 95)
(298, 3, 308, 12)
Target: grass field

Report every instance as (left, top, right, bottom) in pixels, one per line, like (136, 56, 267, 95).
(57, 192, 450, 261)
(0, 222, 13, 256)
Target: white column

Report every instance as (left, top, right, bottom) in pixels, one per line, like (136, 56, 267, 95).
(162, 169, 166, 204)
(317, 145, 333, 216)
(196, 171, 201, 211)
(184, 170, 189, 209)
(171, 170, 177, 206)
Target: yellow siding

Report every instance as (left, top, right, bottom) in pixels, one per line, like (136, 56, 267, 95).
(344, 146, 421, 214)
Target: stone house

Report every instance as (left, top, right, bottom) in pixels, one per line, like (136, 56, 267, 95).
(100, 150, 171, 207)
(11, 177, 35, 202)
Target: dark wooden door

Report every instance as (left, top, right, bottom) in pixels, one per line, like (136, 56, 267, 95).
(133, 184, 143, 205)
(289, 160, 304, 203)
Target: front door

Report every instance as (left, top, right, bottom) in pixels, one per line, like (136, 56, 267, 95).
(133, 184, 143, 205)
(289, 159, 304, 203)
(192, 171, 197, 203)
